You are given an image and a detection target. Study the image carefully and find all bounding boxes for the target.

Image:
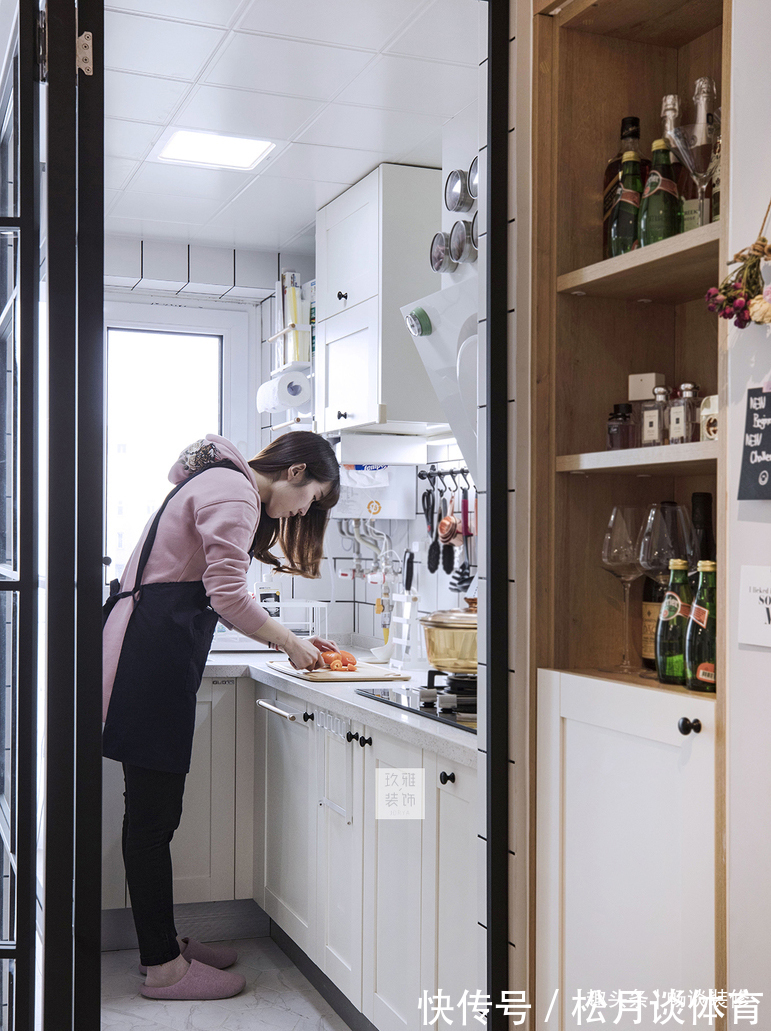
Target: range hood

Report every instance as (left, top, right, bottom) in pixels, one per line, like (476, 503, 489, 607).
(400, 278, 479, 481)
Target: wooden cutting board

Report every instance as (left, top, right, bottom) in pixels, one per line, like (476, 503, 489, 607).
(268, 660, 411, 682)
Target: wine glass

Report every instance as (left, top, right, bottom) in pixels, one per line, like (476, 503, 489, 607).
(600, 506, 645, 675)
(637, 501, 697, 584)
(665, 122, 720, 228)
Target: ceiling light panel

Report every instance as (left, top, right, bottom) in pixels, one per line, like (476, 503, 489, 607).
(158, 130, 276, 170)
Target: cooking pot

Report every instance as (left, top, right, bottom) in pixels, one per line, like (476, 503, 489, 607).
(420, 601, 477, 675)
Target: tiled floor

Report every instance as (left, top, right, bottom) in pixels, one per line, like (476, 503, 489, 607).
(101, 937, 353, 1031)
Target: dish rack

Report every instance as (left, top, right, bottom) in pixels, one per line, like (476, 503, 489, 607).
(210, 601, 328, 651)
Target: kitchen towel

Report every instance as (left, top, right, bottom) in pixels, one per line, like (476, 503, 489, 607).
(256, 371, 312, 413)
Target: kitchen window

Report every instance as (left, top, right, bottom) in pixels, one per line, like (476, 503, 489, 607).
(103, 300, 254, 583)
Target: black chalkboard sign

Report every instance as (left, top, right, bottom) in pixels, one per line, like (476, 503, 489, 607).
(738, 387, 771, 501)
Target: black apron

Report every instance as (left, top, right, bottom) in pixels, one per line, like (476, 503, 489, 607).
(102, 460, 246, 775)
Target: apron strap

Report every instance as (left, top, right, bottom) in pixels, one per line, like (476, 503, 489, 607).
(127, 458, 242, 598)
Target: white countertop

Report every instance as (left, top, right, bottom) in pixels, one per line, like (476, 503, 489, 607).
(204, 651, 478, 769)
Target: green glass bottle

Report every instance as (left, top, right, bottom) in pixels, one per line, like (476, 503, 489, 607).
(685, 560, 717, 692)
(655, 559, 692, 685)
(639, 139, 681, 245)
(609, 151, 643, 257)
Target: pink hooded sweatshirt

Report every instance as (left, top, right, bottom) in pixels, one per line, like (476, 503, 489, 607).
(102, 434, 270, 720)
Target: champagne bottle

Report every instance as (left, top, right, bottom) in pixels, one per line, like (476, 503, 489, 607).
(690, 492, 716, 590)
(655, 558, 692, 685)
(689, 77, 718, 227)
(642, 575, 665, 671)
(685, 560, 717, 692)
(608, 152, 642, 257)
(602, 117, 651, 259)
(639, 140, 680, 245)
(661, 94, 690, 233)
(711, 130, 722, 222)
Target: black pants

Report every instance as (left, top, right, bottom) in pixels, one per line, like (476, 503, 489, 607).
(122, 763, 187, 967)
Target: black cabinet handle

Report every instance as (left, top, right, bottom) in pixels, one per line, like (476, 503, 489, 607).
(337, 291, 348, 301)
(359, 735, 372, 747)
(678, 717, 702, 736)
(303, 711, 314, 722)
(439, 771, 456, 784)
(346, 730, 359, 742)
(337, 411, 348, 420)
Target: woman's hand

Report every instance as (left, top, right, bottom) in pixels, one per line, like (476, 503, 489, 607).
(309, 635, 338, 654)
(284, 633, 324, 671)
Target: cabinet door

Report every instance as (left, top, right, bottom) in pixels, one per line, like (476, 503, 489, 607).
(101, 677, 237, 909)
(315, 708, 364, 1007)
(318, 298, 383, 433)
(262, 689, 317, 958)
(537, 671, 715, 1027)
(316, 169, 379, 322)
(421, 754, 478, 1006)
(362, 729, 424, 1031)
(170, 677, 236, 903)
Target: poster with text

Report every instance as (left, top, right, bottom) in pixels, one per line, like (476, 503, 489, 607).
(738, 387, 771, 500)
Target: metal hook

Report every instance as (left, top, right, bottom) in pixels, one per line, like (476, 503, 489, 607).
(436, 471, 448, 493)
(444, 470, 458, 492)
(457, 469, 471, 490)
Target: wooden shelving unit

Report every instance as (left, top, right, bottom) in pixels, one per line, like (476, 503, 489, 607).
(556, 439, 718, 476)
(531, 0, 726, 676)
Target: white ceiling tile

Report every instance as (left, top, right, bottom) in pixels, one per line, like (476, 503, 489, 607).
(387, 0, 480, 66)
(237, 0, 427, 51)
(105, 11, 225, 80)
(296, 103, 445, 154)
(110, 190, 225, 225)
(105, 0, 243, 27)
(175, 85, 324, 140)
(127, 162, 251, 201)
(105, 156, 140, 191)
(104, 216, 196, 242)
(203, 33, 373, 99)
(104, 189, 122, 214)
(105, 118, 163, 160)
(206, 175, 345, 245)
(105, 70, 191, 124)
(335, 55, 477, 119)
(395, 130, 443, 168)
(261, 143, 388, 185)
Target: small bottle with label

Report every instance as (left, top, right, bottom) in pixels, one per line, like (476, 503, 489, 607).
(606, 403, 635, 450)
(668, 383, 700, 444)
(655, 558, 693, 685)
(641, 386, 671, 446)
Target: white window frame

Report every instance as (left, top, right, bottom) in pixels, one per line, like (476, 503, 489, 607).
(103, 293, 258, 457)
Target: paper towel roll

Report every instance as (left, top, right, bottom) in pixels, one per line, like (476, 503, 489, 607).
(256, 372, 312, 413)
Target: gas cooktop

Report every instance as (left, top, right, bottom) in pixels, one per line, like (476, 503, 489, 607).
(354, 679, 477, 734)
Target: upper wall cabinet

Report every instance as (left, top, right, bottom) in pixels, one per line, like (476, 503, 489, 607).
(315, 164, 446, 434)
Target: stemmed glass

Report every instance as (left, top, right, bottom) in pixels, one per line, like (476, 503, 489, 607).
(637, 501, 697, 583)
(665, 117, 720, 228)
(600, 506, 645, 675)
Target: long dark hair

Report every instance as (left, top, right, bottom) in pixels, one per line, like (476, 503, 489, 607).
(248, 431, 340, 577)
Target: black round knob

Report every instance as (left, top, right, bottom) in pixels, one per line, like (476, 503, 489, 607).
(303, 711, 314, 722)
(359, 735, 372, 747)
(337, 291, 348, 301)
(678, 717, 702, 736)
(439, 771, 456, 784)
(337, 411, 348, 420)
(347, 730, 359, 742)
(102, 556, 112, 566)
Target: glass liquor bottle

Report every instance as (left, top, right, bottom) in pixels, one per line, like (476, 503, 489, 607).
(685, 560, 717, 692)
(660, 94, 690, 233)
(602, 117, 651, 259)
(668, 383, 700, 444)
(641, 385, 671, 446)
(689, 76, 718, 227)
(606, 403, 635, 450)
(690, 491, 716, 590)
(642, 575, 665, 671)
(711, 130, 722, 222)
(608, 152, 643, 258)
(639, 140, 680, 246)
(655, 558, 693, 685)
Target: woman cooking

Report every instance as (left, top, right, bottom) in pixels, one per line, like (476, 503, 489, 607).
(102, 430, 340, 1002)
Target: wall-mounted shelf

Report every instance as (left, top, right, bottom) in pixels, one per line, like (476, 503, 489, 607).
(557, 222, 720, 304)
(556, 439, 718, 476)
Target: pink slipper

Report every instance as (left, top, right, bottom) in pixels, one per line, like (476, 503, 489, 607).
(138, 937, 238, 975)
(140, 959, 245, 1000)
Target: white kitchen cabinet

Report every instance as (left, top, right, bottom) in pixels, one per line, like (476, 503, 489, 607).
(101, 676, 237, 909)
(260, 687, 318, 958)
(314, 707, 365, 1006)
(361, 728, 425, 1031)
(314, 163, 445, 433)
(537, 670, 715, 1028)
(421, 753, 478, 1007)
